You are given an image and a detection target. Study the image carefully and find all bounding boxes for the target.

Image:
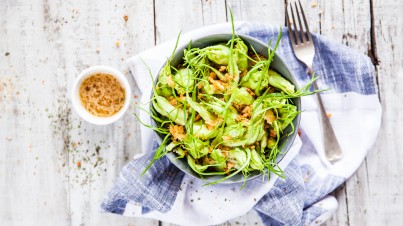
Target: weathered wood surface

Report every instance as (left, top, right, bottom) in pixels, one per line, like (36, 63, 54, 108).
(0, 0, 401, 225)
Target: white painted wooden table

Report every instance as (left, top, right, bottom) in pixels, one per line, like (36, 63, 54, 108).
(0, 0, 401, 225)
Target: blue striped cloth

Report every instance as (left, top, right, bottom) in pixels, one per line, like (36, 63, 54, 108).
(101, 23, 381, 225)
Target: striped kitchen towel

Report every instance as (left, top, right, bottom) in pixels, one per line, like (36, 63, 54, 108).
(100, 22, 382, 226)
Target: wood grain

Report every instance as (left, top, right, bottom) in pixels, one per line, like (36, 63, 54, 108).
(0, 0, 401, 225)
(365, 0, 403, 224)
(0, 0, 157, 225)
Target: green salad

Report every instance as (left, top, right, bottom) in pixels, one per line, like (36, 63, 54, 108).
(139, 15, 317, 185)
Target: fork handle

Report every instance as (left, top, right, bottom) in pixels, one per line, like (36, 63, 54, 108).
(308, 69, 343, 163)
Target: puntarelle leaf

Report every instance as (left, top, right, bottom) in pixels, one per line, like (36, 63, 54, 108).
(135, 8, 320, 186)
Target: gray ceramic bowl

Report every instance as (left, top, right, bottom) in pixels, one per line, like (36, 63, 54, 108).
(151, 34, 300, 184)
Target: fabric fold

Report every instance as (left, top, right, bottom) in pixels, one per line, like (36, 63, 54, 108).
(101, 22, 381, 226)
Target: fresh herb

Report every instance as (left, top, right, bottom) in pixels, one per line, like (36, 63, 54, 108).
(136, 9, 318, 185)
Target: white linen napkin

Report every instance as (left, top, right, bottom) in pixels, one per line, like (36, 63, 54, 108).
(101, 22, 382, 226)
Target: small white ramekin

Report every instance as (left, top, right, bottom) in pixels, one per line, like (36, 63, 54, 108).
(71, 65, 132, 125)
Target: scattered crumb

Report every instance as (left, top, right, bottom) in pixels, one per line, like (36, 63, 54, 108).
(311, 2, 318, 8)
(326, 113, 332, 118)
(298, 129, 301, 136)
(76, 161, 81, 168)
(5, 52, 10, 56)
(288, 19, 293, 25)
(304, 174, 309, 182)
(123, 15, 129, 22)
(115, 40, 120, 47)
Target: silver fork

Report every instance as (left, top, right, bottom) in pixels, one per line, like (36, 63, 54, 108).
(286, 0, 343, 163)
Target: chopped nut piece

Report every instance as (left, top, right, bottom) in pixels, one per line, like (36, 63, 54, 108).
(168, 97, 178, 106)
(169, 125, 186, 141)
(208, 146, 213, 153)
(222, 136, 232, 141)
(115, 40, 120, 47)
(232, 102, 245, 111)
(178, 94, 185, 101)
(238, 105, 252, 120)
(269, 129, 277, 138)
(240, 69, 247, 77)
(123, 15, 129, 22)
(219, 66, 226, 72)
(166, 75, 175, 87)
(264, 110, 276, 124)
(245, 87, 256, 96)
(209, 71, 217, 79)
(203, 157, 215, 165)
(206, 123, 215, 130)
(225, 73, 234, 81)
(226, 162, 235, 171)
(209, 76, 226, 92)
(194, 114, 201, 121)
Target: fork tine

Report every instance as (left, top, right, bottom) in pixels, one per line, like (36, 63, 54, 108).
(289, 3, 300, 45)
(298, 0, 313, 42)
(294, 1, 307, 44)
(285, 6, 297, 46)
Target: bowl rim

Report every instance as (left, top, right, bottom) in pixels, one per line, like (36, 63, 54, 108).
(150, 33, 301, 184)
(71, 65, 132, 125)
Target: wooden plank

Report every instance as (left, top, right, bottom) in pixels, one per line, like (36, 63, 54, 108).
(326, 187, 349, 226)
(0, 0, 158, 225)
(201, 0, 228, 25)
(299, 1, 373, 225)
(161, 210, 264, 226)
(58, 0, 158, 225)
(1, 0, 401, 225)
(301, 0, 372, 52)
(0, 1, 71, 225)
(365, 0, 403, 224)
(227, 0, 285, 25)
(154, 0, 204, 44)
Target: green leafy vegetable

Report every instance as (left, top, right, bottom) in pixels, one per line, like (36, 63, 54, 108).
(136, 8, 319, 186)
